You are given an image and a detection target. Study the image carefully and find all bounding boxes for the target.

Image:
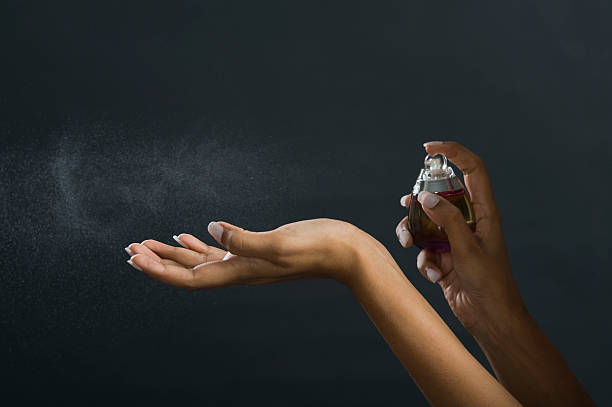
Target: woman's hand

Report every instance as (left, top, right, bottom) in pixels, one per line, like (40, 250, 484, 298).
(396, 141, 526, 337)
(125, 219, 374, 290)
(396, 141, 596, 406)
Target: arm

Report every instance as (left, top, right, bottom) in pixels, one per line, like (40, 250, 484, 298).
(475, 307, 593, 407)
(348, 236, 519, 407)
(125, 219, 518, 406)
(396, 141, 595, 406)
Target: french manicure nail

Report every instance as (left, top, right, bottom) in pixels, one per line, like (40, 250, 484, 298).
(425, 267, 441, 283)
(124, 246, 134, 256)
(398, 229, 411, 247)
(127, 259, 143, 272)
(173, 235, 188, 248)
(418, 191, 440, 209)
(400, 195, 408, 207)
(423, 141, 444, 147)
(208, 221, 224, 242)
(222, 251, 236, 260)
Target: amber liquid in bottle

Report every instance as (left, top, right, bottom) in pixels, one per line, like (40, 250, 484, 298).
(407, 188, 475, 253)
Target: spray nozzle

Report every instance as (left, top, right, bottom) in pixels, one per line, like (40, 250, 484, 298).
(421, 153, 453, 180)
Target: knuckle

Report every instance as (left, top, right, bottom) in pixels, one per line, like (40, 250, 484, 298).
(226, 231, 243, 253)
(444, 141, 459, 148)
(473, 154, 485, 169)
(219, 228, 230, 246)
(459, 153, 485, 176)
(198, 252, 209, 264)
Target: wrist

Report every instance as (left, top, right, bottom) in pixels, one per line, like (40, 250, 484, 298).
(472, 299, 532, 348)
(331, 230, 374, 287)
(341, 231, 405, 293)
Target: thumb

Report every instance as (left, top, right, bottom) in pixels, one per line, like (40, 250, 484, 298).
(207, 221, 282, 260)
(417, 191, 478, 256)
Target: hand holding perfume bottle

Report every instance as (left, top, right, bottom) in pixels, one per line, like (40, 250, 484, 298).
(396, 141, 522, 335)
(395, 141, 595, 406)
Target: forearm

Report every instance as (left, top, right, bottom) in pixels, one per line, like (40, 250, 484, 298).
(474, 308, 595, 407)
(346, 240, 519, 407)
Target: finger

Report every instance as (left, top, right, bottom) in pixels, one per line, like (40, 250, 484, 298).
(191, 256, 288, 287)
(130, 252, 286, 290)
(141, 239, 224, 268)
(417, 191, 479, 256)
(126, 242, 162, 261)
(126, 243, 186, 267)
(417, 249, 455, 282)
(176, 233, 234, 263)
(423, 141, 497, 218)
(400, 193, 412, 207)
(395, 216, 413, 248)
(173, 233, 228, 258)
(127, 245, 185, 269)
(127, 253, 202, 288)
(207, 221, 282, 259)
(417, 249, 444, 283)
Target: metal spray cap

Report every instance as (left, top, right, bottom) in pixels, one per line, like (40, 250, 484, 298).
(412, 153, 463, 195)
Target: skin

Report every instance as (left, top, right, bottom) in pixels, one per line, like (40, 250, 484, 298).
(124, 141, 593, 406)
(126, 224, 518, 405)
(396, 141, 595, 406)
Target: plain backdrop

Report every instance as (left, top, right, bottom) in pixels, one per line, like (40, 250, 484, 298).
(1, 1, 610, 405)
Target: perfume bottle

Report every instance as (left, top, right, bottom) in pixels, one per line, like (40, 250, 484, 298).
(407, 153, 475, 253)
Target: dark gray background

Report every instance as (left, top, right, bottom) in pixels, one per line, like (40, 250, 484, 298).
(1, 1, 610, 405)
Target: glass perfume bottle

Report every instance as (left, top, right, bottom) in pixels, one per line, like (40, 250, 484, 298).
(407, 153, 475, 253)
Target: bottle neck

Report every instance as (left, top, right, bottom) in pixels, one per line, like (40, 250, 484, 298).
(412, 174, 464, 194)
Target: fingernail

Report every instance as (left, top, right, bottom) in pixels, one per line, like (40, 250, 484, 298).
(222, 251, 236, 260)
(124, 246, 134, 256)
(425, 267, 441, 283)
(398, 229, 411, 247)
(127, 259, 143, 272)
(400, 195, 408, 207)
(423, 141, 444, 147)
(208, 221, 224, 242)
(417, 191, 440, 209)
(173, 235, 188, 248)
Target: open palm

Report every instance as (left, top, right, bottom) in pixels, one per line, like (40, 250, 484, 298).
(125, 219, 367, 290)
